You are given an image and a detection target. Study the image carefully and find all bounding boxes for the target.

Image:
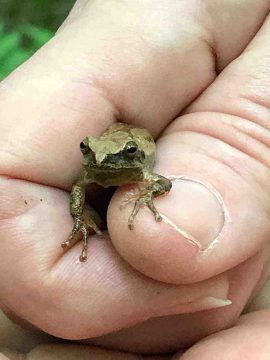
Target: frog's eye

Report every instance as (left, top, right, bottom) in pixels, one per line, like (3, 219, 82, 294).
(80, 140, 89, 154)
(124, 141, 138, 158)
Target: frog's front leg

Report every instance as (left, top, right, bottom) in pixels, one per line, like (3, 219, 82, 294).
(128, 173, 172, 230)
(61, 180, 101, 262)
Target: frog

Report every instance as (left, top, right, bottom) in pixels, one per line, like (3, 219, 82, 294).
(61, 122, 172, 262)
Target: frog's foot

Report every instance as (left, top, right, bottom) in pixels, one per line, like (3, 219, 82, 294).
(61, 217, 83, 249)
(128, 192, 162, 230)
(120, 184, 147, 210)
(61, 215, 102, 262)
(80, 213, 102, 261)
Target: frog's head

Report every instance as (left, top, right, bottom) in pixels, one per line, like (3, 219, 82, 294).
(80, 135, 151, 171)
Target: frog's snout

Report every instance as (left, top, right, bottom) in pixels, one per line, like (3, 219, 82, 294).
(82, 150, 107, 168)
(95, 152, 106, 165)
(82, 148, 95, 166)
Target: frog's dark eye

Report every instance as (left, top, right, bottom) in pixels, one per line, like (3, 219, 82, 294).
(127, 145, 137, 154)
(80, 140, 89, 154)
(80, 142, 87, 150)
(124, 141, 138, 158)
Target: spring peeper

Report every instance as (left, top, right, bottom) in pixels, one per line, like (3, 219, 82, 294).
(61, 123, 172, 261)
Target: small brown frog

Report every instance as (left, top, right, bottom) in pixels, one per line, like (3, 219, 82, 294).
(61, 123, 172, 261)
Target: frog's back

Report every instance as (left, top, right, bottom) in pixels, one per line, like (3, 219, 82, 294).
(103, 122, 132, 135)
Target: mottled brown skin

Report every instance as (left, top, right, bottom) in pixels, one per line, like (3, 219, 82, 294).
(61, 123, 172, 262)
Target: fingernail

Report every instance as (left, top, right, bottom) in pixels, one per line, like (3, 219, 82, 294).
(151, 274, 231, 318)
(159, 176, 227, 249)
(161, 297, 232, 316)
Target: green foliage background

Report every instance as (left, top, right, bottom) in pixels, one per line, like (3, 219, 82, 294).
(0, 0, 75, 80)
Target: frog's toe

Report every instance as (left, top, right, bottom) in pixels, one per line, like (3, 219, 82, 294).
(128, 219, 135, 230)
(128, 223, 134, 230)
(155, 213, 163, 222)
(61, 234, 77, 249)
(79, 251, 88, 262)
(61, 239, 70, 248)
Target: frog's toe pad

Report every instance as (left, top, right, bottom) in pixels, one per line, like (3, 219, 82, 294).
(79, 254, 88, 262)
(61, 240, 70, 248)
(128, 218, 135, 230)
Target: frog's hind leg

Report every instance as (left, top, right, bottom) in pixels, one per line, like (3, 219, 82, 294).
(62, 183, 86, 250)
(61, 182, 102, 262)
(128, 174, 172, 230)
(61, 208, 102, 262)
(62, 220, 89, 262)
(79, 208, 102, 262)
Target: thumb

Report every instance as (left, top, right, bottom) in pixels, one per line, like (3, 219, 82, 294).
(108, 111, 270, 284)
(108, 17, 270, 284)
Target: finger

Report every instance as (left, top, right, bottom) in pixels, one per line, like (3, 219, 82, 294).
(109, 14, 270, 284)
(0, 1, 269, 189)
(246, 279, 270, 314)
(0, 309, 169, 359)
(174, 309, 270, 360)
(83, 248, 270, 353)
(0, 310, 52, 353)
(0, 177, 232, 342)
(187, 14, 270, 126)
(243, 256, 270, 313)
(0, 354, 9, 360)
(0, 344, 171, 360)
(1, 174, 267, 353)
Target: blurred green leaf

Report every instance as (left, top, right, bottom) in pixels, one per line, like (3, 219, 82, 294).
(1, 0, 74, 31)
(0, 32, 21, 59)
(0, 22, 4, 35)
(0, 0, 74, 79)
(21, 24, 54, 48)
(0, 48, 33, 79)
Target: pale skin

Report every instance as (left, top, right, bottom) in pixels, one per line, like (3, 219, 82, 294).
(61, 122, 172, 261)
(1, 0, 270, 359)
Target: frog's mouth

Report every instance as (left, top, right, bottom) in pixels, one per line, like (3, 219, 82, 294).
(84, 163, 140, 171)
(89, 166, 123, 171)
(83, 157, 141, 170)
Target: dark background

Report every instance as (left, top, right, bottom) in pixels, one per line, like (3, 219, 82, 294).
(0, 0, 75, 79)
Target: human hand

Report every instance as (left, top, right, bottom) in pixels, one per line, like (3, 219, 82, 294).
(0, 310, 169, 360)
(1, 0, 270, 358)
